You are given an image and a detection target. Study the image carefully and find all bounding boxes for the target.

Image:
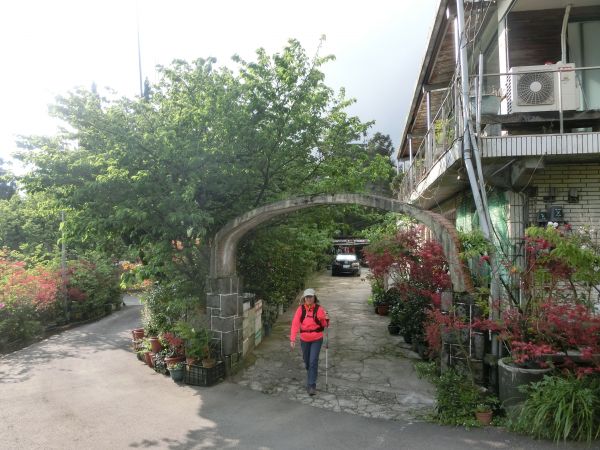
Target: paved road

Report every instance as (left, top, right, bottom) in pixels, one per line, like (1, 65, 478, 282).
(0, 279, 585, 449)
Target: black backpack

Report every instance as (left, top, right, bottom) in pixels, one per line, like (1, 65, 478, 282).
(300, 304, 324, 332)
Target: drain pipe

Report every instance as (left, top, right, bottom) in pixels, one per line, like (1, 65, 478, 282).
(456, 0, 490, 240)
(457, 0, 500, 374)
(561, 5, 572, 64)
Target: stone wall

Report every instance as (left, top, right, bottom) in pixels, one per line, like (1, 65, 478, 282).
(206, 276, 243, 357)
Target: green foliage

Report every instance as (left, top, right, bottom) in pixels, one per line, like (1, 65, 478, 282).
(395, 290, 432, 343)
(526, 225, 600, 287)
(15, 39, 386, 295)
(362, 133, 396, 196)
(0, 159, 16, 200)
(362, 213, 413, 244)
(67, 253, 121, 311)
(238, 214, 331, 311)
(509, 375, 600, 443)
(0, 192, 63, 257)
(457, 229, 493, 262)
(366, 132, 394, 158)
(141, 283, 195, 335)
(390, 172, 405, 197)
(368, 278, 386, 307)
(431, 368, 481, 426)
(0, 300, 43, 349)
(414, 361, 439, 382)
(174, 321, 212, 360)
(476, 395, 500, 412)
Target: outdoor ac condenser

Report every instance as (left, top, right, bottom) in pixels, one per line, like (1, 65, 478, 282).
(507, 63, 580, 113)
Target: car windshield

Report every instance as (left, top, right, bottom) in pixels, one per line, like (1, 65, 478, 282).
(335, 254, 357, 262)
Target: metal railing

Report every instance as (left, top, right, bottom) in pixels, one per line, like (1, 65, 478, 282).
(397, 64, 600, 203)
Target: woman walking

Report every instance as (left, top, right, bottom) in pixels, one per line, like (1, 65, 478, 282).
(290, 288, 329, 395)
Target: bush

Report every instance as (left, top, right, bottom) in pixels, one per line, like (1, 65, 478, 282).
(396, 290, 432, 344)
(67, 255, 121, 314)
(432, 368, 481, 426)
(0, 252, 60, 349)
(238, 223, 331, 310)
(142, 282, 195, 335)
(509, 374, 600, 443)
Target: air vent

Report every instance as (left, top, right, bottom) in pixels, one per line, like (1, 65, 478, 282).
(517, 71, 554, 105)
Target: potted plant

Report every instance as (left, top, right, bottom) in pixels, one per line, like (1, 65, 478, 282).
(132, 328, 145, 341)
(168, 361, 185, 382)
(470, 225, 600, 406)
(475, 404, 493, 426)
(153, 349, 168, 375)
(197, 327, 216, 368)
(139, 338, 154, 367)
(174, 322, 215, 367)
(474, 396, 498, 426)
(160, 331, 185, 366)
(388, 303, 401, 335)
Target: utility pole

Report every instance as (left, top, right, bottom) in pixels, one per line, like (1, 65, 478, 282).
(136, 0, 143, 97)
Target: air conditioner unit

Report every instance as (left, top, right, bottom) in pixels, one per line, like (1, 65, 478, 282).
(507, 63, 580, 113)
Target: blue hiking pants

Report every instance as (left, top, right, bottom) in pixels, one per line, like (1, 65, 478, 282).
(300, 338, 323, 388)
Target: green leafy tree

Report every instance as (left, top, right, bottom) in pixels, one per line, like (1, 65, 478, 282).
(0, 159, 16, 200)
(366, 132, 394, 158)
(16, 39, 390, 297)
(0, 192, 63, 258)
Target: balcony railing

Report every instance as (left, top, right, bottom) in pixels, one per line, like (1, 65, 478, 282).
(398, 65, 600, 203)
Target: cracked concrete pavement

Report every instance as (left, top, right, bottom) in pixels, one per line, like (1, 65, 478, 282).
(231, 270, 437, 422)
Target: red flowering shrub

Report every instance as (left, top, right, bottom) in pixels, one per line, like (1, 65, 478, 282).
(0, 250, 61, 348)
(365, 226, 451, 347)
(424, 225, 600, 377)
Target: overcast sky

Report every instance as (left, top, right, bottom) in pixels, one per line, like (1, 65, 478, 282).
(0, 0, 437, 171)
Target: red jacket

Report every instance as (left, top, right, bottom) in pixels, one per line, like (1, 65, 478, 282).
(290, 304, 329, 343)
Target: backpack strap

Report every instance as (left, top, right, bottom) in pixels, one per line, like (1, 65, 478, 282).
(300, 304, 323, 332)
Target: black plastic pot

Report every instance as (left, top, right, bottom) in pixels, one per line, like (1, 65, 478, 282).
(387, 324, 401, 335)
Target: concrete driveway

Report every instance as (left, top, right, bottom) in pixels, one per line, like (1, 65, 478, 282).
(0, 282, 584, 449)
(232, 270, 436, 421)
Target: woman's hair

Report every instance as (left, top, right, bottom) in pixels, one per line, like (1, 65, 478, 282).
(300, 295, 319, 305)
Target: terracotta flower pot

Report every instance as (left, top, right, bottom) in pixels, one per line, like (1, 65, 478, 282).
(202, 358, 216, 368)
(132, 328, 145, 340)
(165, 355, 185, 366)
(144, 352, 155, 368)
(475, 410, 493, 426)
(376, 304, 389, 316)
(148, 337, 163, 353)
(186, 356, 198, 366)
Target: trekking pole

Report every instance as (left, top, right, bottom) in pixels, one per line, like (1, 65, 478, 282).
(325, 327, 329, 391)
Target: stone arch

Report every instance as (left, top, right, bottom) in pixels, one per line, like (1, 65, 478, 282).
(211, 193, 471, 292)
(207, 194, 473, 360)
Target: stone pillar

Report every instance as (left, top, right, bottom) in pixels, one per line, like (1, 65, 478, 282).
(206, 276, 243, 357)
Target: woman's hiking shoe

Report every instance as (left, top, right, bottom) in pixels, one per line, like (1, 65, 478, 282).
(308, 386, 316, 396)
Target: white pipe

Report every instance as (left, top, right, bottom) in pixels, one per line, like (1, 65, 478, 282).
(426, 90, 432, 157)
(477, 53, 483, 137)
(456, 0, 491, 240)
(561, 4, 572, 63)
(408, 134, 413, 167)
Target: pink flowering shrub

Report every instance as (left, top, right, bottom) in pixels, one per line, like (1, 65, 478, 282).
(0, 250, 61, 348)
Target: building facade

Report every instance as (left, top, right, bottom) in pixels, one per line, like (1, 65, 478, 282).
(397, 0, 600, 267)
